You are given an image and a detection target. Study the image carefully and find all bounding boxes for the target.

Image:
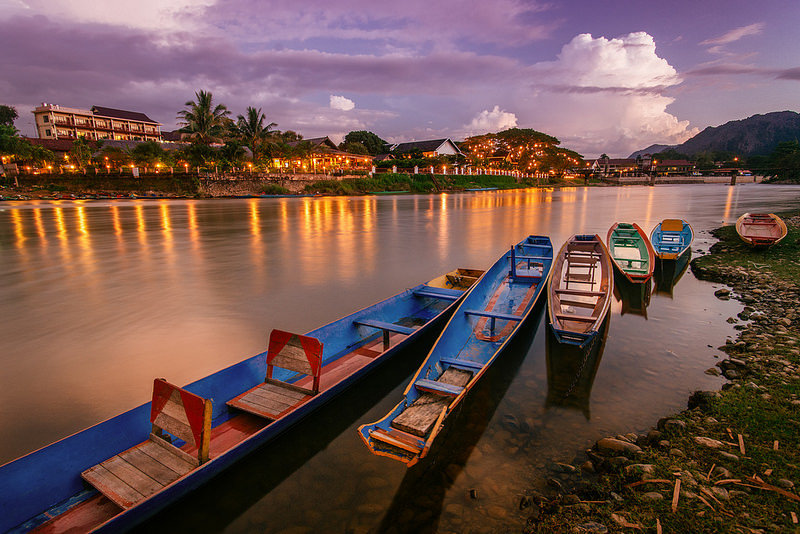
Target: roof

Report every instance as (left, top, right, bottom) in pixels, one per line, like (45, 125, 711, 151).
(656, 159, 695, 166)
(593, 158, 637, 165)
(285, 136, 338, 150)
(391, 138, 461, 154)
(24, 137, 76, 153)
(90, 106, 160, 125)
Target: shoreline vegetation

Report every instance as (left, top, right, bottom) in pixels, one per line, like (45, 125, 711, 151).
(524, 212, 800, 533)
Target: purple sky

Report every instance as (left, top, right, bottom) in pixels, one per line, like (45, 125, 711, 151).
(2, 0, 799, 157)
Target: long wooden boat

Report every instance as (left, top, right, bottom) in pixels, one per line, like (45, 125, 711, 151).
(606, 222, 655, 283)
(547, 234, 614, 349)
(650, 219, 693, 261)
(358, 235, 554, 467)
(735, 213, 787, 248)
(0, 270, 481, 534)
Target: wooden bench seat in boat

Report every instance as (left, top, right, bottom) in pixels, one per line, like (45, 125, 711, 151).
(227, 329, 323, 420)
(554, 288, 605, 297)
(81, 378, 212, 510)
(439, 357, 484, 372)
(353, 319, 416, 350)
(413, 286, 462, 301)
(556, 312, 597, 323)
(393, 368, 473, 437)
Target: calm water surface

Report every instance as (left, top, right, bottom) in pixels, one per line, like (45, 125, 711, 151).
(2, 184, 799, 532)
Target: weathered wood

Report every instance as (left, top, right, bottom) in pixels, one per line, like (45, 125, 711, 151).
(121, 447, 184, 486)
(391, 393, 448, 437)
(153, 410, 195, 446)
(270, 341, 313, 376)
(81, 463, 144, 509)
(369, 428, 423, 454)
(139, 439, 196, 473)
(438, 367, 472, 388)
(227, 382, 311, 420)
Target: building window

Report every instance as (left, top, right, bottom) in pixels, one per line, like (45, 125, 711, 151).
(45, 129, 51, 136)
(43, 116, 49, 123)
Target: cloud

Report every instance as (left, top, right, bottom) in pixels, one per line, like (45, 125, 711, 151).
(329, 95, 355, 111)
(518, 32, 697, 157)
(465, 106, 517, 134)
(700, 23, 765, 46)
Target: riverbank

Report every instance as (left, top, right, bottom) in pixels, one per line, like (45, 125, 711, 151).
(523, 213, 800, 533)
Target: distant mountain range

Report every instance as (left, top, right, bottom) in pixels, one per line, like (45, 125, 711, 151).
(629, 111, 800, 158)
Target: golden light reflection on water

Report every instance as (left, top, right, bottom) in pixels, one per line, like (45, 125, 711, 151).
(723, 185, 736, 222)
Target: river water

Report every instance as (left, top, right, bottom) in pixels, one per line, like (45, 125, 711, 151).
(1, 184, 799, 532)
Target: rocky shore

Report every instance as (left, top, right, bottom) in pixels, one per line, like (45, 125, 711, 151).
(520, 214, 800, 533)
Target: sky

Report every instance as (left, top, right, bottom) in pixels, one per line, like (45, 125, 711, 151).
(1, 0, 799, 158)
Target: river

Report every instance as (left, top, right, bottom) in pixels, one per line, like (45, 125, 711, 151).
(1, 183, 799, 532)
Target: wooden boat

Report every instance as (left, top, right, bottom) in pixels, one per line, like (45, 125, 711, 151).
(358, 235, 554, 467)
(735, 213, 787, 248)
(606, 222, 655, 282)
(0, 270, 481, 534)
(650, 219, 693, 261)
(547, 234, 613, 349)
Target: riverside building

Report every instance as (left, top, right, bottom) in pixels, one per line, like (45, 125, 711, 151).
(32, 103, 162, 142)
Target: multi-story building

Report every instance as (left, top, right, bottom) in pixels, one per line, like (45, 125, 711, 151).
(32, 103, 162, 142)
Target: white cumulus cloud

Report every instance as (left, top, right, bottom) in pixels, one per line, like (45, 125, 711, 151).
(329, 95, 355, 111)
(465, 106, 518, 134)
(519, 32, 697, 157)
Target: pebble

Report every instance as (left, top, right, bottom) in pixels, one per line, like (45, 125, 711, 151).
(718, 451, 740, 462)
(573, 522, 608, 533)
(595, 438, 643, 456)
(642, 492, 664, 502)
(777, 479, 795, 490)
(693, 436, 725, 449)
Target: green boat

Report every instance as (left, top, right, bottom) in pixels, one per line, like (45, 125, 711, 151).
(606, 222, 655, 283)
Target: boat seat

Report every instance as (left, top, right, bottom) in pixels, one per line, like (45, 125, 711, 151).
(660, 219, 684, 232)
(413, 286, 462, 301)
(368, 427, 424, 455)
(354, 319, 416, 350)
(81, 378, 212, 509)
(555, 312, 597, 323)
(463, 309, 523, 322)
(414, 378, 464, 396)
(227, 330, 323, 420)
(439, 357, 484, 372)
(554, 288, 605, 297)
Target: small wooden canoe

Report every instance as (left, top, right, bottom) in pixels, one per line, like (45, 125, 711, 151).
(735, 213, 787, 248)
(0, 270, 480, 534)
(358, 235, 554, 467)
(650, 219, 693, 261)
(547, 234, 613, 349)
(607, 222, 655, 282)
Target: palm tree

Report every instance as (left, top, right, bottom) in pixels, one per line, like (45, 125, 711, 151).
(236, 106, 277, 153)
(177, 90, 231, 144)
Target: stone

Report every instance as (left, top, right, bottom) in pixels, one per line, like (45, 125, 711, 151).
(704, 367, 721, 376)
(694, 436, 725, 449)
(642, 492, 664, 502)
(573, 522, 608, 533)
(610, 492, 623, 502)
(777, 479, 795, 490)
(624, 464, 656, 477)
(723, 369, 740, 380)
(563, 494, 581, 505)
(711, 486, 730, 501)
(662, 419, 687, 434)
(580, 461, 595, 473)
(714, 288, 731, 299)
(595, 437, 642, 456)
(718, 451, 740, 462)
(670, 448, 686, 458)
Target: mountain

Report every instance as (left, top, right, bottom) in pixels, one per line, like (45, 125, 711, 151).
(629, 111, 800, 158)
(629, 144, 674, 158)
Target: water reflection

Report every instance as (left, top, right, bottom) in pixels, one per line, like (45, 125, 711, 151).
(1, 185, 799, 532)
(545, 317, 609, 419)
(653, 252, 692, 298)
(613, 274, 653, 318)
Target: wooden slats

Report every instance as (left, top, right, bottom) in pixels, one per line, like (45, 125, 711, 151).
(369, 428, 424, 454)
(554, 288, 605, 297)
(142, 437, 197, 471)
(270, 340, 313, 376)
(391, 394, 448, 437)
(227, 382, 310, 420)
(556, 312, 597, 323)
(415, 378, 463, 396)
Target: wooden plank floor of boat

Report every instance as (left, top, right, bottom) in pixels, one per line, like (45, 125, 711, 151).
(391, 368, 472, 437)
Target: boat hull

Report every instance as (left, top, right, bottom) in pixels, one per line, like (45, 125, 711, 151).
(607, 222, 655, 283)
(1, 275, 476, 533)
(650, 219, 694, 261)
(735, 213, 787, 248)
(358, 235, 554, 467)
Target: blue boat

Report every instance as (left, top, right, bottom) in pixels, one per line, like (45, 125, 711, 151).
(358, 235, 554, 467)
(650, 219, 694, 260)
(0, 270, 481, 533)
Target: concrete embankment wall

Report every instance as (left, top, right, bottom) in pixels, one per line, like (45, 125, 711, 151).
(605, 175, 762, 185)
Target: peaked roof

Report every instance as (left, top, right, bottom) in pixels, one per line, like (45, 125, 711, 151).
(91, 106, 159, 124)
(285, 136, 338, 150)
(391, 138, 461, 154)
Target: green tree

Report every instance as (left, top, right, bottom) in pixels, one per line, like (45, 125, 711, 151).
(768, 141, 800, 182)
(218, 140, 246, 170)
(0, 105, 18, 127)
(341, 131, 387, 155)
(177, 90, 231, 144)
(237, 106, 277, 153)
(131, 140, 167, 171)
(69, 137, 93, 171)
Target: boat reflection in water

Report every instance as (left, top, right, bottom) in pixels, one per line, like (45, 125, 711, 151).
(613, 272, 652, 318)
(545, 317, 609, 419)
(372, 309, 544, 534)
(653, 249, 692, 298)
